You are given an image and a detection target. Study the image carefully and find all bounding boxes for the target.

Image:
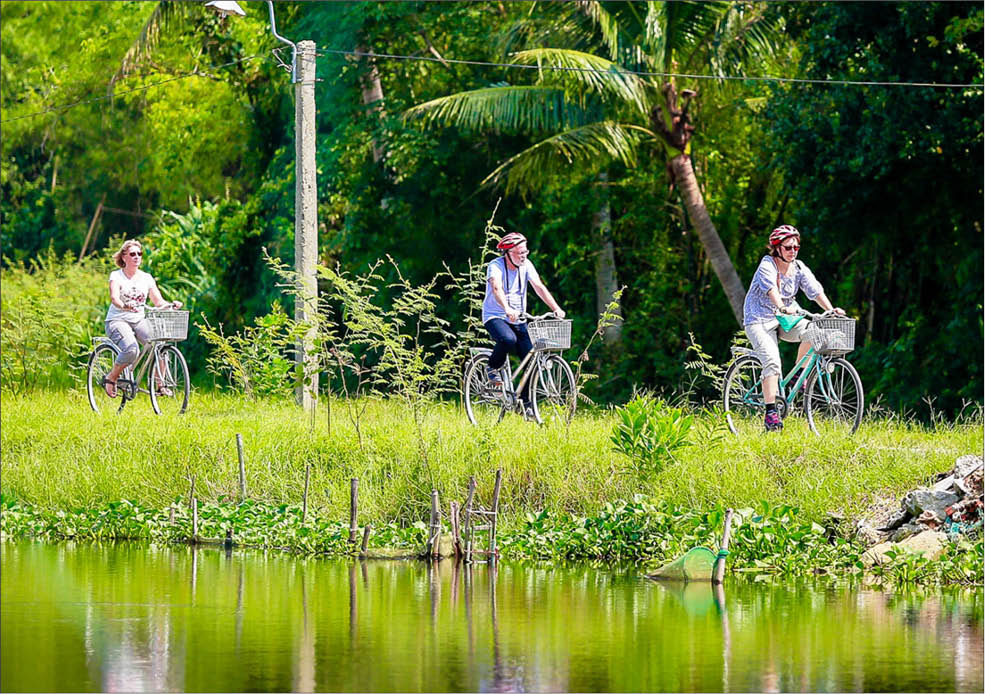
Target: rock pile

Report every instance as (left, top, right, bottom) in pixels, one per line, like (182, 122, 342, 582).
(856, 454, 983, 567)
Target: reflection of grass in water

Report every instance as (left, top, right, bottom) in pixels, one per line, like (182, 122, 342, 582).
(1, 390, 980, 528)
(4, 543, 980, 693)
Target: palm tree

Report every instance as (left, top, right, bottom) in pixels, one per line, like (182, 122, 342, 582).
(405, 1, 783, 325)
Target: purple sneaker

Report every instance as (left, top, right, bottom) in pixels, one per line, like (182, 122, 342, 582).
(764, 411, 783, 431)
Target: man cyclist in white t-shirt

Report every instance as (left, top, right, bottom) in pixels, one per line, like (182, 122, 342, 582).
(482, 232, 565, 417)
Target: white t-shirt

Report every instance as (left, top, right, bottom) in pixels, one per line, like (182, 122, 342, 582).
(482, 256, 541, 324)
(105, 269, 157, 323)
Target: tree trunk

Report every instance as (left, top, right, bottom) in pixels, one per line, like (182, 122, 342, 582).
(357, 45, 386, 163)
(651, 82, 746, 325)
(592, 173, 623, 345)
(669, 154, 746, 324)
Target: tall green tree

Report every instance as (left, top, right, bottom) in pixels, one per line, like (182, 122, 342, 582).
(405, 1, 785, 325)
(766, 2, 983, 413)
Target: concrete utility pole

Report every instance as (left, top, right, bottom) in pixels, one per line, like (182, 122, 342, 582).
(206, 2, 319, 413)
(294, 40, 318, 411)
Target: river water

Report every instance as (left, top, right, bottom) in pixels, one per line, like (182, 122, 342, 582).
(1, 540, 981, 692)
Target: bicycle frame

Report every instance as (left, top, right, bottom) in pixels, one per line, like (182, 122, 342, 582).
(739, 346, 843, 410)
(116, 341, 171, 399)
(499, 347, 550, 407)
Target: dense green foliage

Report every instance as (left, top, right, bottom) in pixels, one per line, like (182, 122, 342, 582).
(2, 494, 980, 586)
(1, 1, 981, 414)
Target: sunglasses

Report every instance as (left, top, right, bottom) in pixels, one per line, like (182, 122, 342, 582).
(781, 245, 800, 251)
(128, 250, 143, 257)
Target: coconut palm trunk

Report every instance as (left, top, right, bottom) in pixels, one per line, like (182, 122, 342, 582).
(668, 154, 746, 324)
(652, 83, 745, 324)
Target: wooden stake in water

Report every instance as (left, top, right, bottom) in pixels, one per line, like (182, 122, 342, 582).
(463, 477, 476, 563)
(430, 490, 441, 558)
(489, 469, 503, 558)
(361, 524, 372, 554)
(349, 478, 359, 545)
(450, 501, 461, 557)
(188, 475, 196, 510)
(236, 434, 247, 500)
(192, 497, 199, 543)
(302, 465, 311, 524)
(713, 508, 735, 585)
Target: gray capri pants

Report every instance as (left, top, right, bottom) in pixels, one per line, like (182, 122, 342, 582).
(105, 319, 151, 367)
(744, 318, 809, 379)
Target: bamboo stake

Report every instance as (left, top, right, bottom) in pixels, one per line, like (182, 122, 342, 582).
(349, 478, 359, 544)
(450, 501, 461, 557)
(489, 469, 503, 558)
(361, 524, 372, 554)
(188, 475, 196, 510)
(713, 508, 735, 585)
(236, 434, 247, 500)
(302, 465, 311, 524)
(192, 497, 199, 543)
(430, 490, 441, 558)
(463, 477, 476, 563)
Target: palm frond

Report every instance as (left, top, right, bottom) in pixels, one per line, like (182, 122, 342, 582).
(643, 1, 668, 71)
(575, 1, 621, 62)
(510, 48, 652, 115)
(574, 1, 650, 71)
(403, 85, 595, 134)
(110, 1, 199, 94)
(481, 122, 654, 195)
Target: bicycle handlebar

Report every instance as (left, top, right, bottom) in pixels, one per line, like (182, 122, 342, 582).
(789, 308, 845, 320)
(520, 311, 560, 323)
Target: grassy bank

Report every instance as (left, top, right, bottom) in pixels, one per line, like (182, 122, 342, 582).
(2, 389, 980, 523)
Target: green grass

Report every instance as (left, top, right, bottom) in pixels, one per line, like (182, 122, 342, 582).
(2, 388, 980, 529)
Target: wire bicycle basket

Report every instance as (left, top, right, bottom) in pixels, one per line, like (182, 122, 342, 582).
(805, 316, 855, 356)
(527, 319, 572, 351)
(147, 309, 190, 342)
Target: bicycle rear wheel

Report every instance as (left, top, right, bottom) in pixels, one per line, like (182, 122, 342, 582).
(723, 356, 765, 435)
(804, 357, 863, 435)
(531, 354, 576, 425)
(149, 344, 190, 415)
(87, 343, 122, 414)
(464, 354, 507, 426)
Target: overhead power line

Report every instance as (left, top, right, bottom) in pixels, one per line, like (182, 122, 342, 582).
(0, 54, 268, 125)
(319, 47, 985, 90)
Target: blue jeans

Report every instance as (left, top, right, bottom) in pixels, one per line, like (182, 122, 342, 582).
(484, 318, 533, 402)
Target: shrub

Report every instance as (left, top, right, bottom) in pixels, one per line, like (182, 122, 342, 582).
(0, 249, 109, 393)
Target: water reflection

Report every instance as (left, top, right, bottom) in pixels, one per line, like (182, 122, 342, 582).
(1, 541, 982, 692)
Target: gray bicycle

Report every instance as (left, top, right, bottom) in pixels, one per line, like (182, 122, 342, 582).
(86, 307, 191, 415)
(463, 312, 576, 426)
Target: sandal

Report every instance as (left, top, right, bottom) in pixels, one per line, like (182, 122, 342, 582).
(156, 386, 173, 398)
(101, 377, 118, 399)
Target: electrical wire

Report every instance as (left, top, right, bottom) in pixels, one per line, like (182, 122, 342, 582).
(318, 47, 985, 90)
(0, 54, 269, 125)
(4, 40, 980, 127)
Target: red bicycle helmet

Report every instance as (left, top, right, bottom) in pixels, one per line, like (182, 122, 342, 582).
(496, 232, 527, 250)
(769, 225, 800, 247)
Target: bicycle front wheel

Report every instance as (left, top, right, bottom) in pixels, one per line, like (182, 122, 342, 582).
(531, 354, 576, 425)
(804, 358, 863, 435)
(87, 343, 122, 414)
(723, 356, 765, 436)
(149, 344, 190, 415)
(464, 354, 506, 426)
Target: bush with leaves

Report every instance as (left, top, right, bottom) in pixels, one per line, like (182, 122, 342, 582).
(197, 301, 305, 399)
(0, 249, 109, 393)
(610, 394, 696, 478)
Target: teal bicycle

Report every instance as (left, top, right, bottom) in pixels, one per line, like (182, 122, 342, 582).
(723, 310, 864, 435)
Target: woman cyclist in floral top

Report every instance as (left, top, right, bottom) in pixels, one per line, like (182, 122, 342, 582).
(742, 225, 845, 431)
